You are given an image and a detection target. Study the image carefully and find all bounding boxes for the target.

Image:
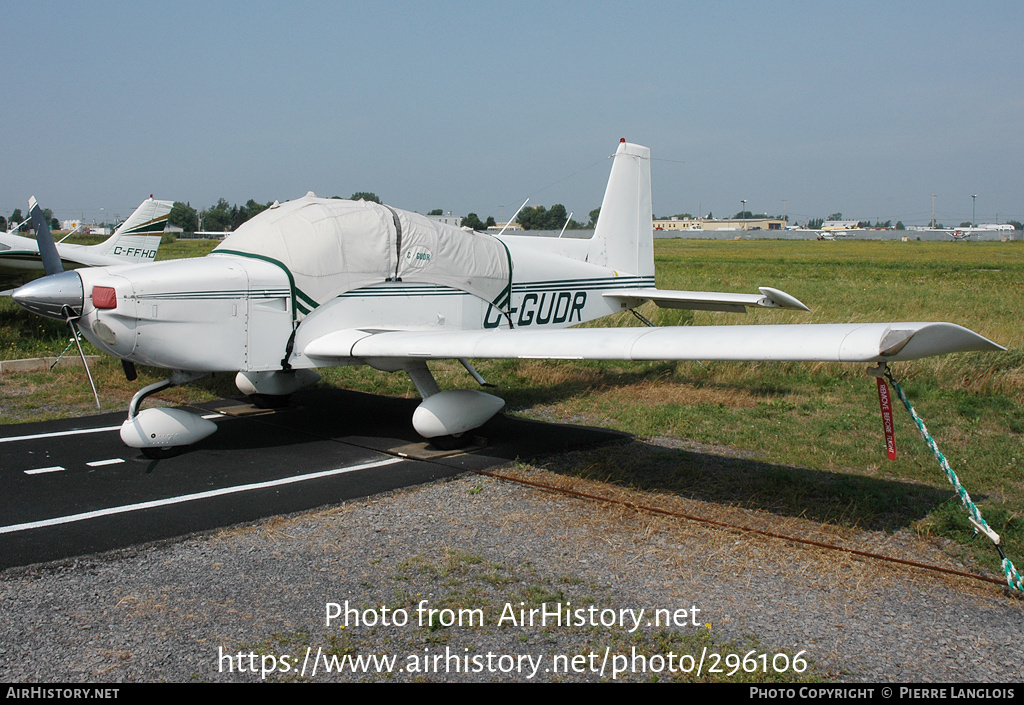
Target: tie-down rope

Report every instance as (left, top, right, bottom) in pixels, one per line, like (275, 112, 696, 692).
(873, 364, 1022, 594)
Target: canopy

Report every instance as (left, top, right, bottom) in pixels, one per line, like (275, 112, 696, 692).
(214, 195, 512, 315)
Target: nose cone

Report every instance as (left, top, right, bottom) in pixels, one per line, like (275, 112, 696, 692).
(12, 271, 84, 320)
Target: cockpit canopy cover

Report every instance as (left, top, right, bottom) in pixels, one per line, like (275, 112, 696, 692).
(214, 196, 512, 315)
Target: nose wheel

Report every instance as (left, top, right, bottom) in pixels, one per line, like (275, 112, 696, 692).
(120, 371, 216, 454)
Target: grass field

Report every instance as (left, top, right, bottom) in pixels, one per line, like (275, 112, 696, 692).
(1, 237, 1021, 580)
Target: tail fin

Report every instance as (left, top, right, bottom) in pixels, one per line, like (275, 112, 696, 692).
(590, 140, 654, 278)
(91, 197, 173, 263)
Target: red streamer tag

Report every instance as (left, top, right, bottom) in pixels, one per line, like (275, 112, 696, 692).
(876, 377, 897, 460)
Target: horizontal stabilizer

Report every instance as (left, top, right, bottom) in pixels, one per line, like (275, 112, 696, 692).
(603, 286, 809, 313)
(303, 322, 1002, 365)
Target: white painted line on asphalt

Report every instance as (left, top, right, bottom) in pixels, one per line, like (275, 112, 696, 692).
(1, 426, 122, 444)
(86, 458, 126, 467)
(0, 456, 405, 534)
(0, 414, 223, 445)
(24, 466, 65, 475)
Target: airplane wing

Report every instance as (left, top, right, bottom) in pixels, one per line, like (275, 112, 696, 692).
(602, 286, 809, 313)
(303, 322, 1003, 365)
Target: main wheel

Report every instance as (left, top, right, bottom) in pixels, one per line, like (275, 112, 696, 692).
(141, 446, 180, 460)
(429, 433, 474, 451)
(250, 393, 292, 409)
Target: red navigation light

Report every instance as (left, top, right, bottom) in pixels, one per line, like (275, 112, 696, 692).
(92, 286, 117, 309)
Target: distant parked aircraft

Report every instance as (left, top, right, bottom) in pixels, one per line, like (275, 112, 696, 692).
(0, 196, 171, 291)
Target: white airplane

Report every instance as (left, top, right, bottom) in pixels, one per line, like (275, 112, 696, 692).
(0, 196, 171, 291)
(12, 140, 1003, 457)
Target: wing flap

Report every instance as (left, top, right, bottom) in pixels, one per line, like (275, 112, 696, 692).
(603, 286, 809, 312)
(302, 322, 1002, 365)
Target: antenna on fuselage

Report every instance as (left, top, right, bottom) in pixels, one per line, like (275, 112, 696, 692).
(558, 211, 573, 238)
(496, 198, 529, 237)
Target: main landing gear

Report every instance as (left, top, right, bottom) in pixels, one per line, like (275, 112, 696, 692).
(402, 360, 504, 450)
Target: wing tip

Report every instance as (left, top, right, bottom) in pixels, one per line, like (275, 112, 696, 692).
(885, 323, 1004, 360)
(758, 286, 810, 311)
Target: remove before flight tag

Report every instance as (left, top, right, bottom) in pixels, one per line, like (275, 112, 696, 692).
(876, 377, 897, 460)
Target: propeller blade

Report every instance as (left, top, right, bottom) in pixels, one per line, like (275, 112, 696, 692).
(21, 199, 98, 409)
(28, 196, 64, 276)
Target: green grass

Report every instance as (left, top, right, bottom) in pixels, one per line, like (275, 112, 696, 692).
(47, 231, 220, 259)
(540, 240, 1022, 577)
(1, 238, 1021, 580)
(156, 238, 220, 260)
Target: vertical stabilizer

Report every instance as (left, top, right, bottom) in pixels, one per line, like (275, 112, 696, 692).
(591, 140, 654, 278)
(93, 197, 173, 263)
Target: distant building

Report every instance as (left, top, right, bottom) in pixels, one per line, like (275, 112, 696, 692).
(58, 219, 111, 235)
(427, 213, 464, 227)
(653, 217, 785, 232)
(426, 213, 523, 231)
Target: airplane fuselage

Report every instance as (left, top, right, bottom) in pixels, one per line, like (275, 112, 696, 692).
(67, 233, 649, 374)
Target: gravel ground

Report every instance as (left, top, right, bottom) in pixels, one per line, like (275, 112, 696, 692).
(1, 443, 1021, 684)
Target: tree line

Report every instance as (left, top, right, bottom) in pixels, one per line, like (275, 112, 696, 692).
(443, 204, 602, 232)
(168, 192, 381, 235)
(169, 199, 271, 235)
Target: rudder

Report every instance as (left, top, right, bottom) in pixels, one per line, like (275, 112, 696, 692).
(93, 197, 173, 263)
(590, 140, 654, 278)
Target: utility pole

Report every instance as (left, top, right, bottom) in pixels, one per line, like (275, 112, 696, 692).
(971, 195, 977, 228)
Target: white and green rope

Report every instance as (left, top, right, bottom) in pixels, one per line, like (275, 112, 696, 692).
(883, 368, 1023, 594)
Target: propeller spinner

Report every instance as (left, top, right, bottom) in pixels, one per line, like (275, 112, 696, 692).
(11, 270, 84, 319)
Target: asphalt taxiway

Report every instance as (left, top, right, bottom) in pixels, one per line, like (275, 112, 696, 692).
(0, 388, 625, 570)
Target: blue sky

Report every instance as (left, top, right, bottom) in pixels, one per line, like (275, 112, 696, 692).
(3, 1, 1022, 226)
